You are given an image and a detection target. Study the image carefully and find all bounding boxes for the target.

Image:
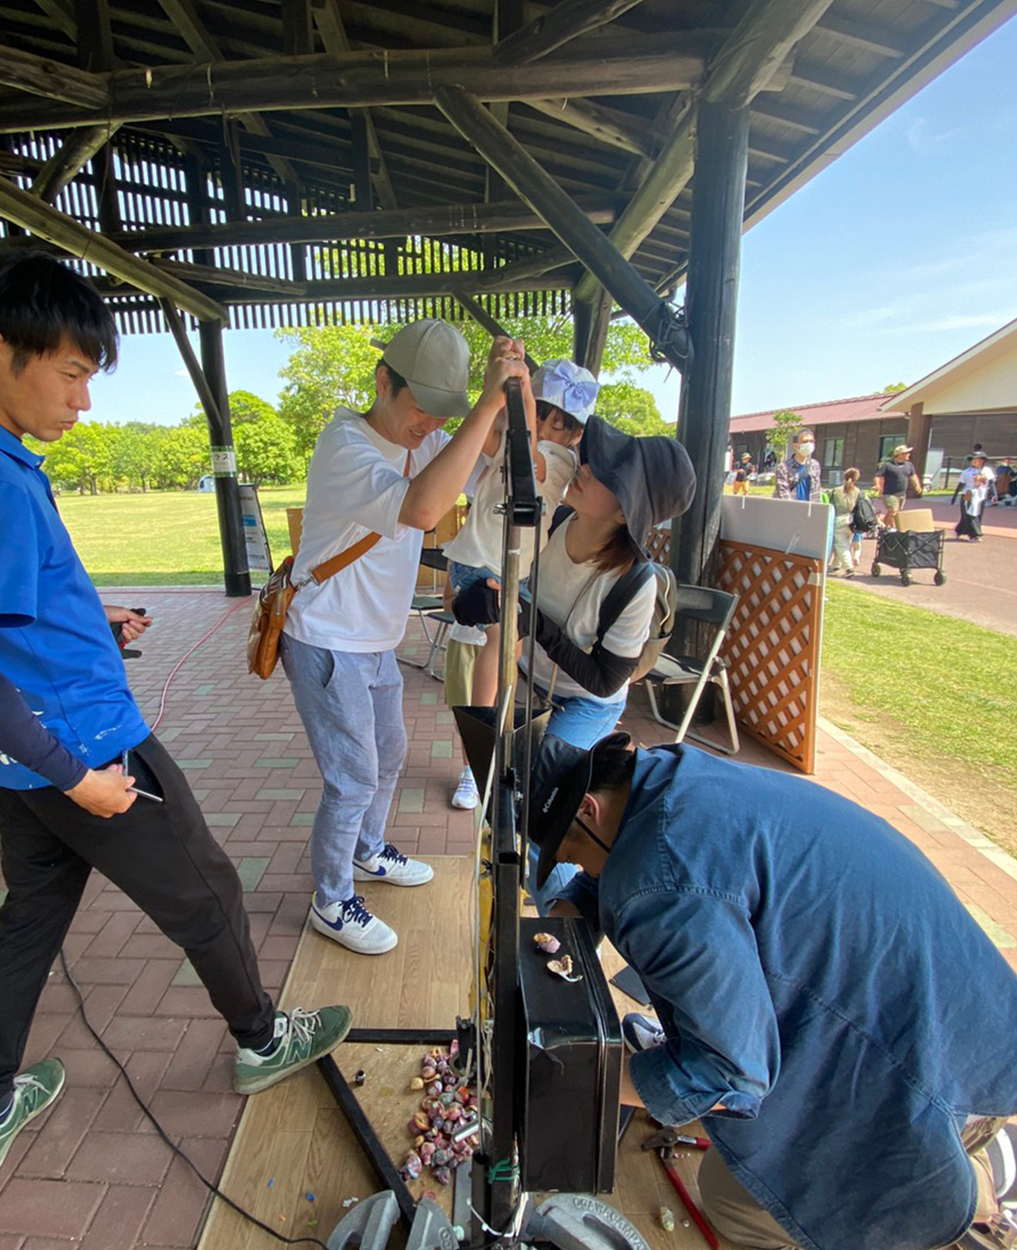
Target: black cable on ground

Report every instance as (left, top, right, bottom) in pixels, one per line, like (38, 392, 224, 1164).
(59, 948, 332, 1250)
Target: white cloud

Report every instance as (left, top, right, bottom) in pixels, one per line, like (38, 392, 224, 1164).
(904, 116, 965, 153)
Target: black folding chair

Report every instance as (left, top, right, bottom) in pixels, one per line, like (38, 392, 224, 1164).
(642, 584, 740, 754)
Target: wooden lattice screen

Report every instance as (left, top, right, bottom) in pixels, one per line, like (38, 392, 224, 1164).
(714, 540, 824, 774)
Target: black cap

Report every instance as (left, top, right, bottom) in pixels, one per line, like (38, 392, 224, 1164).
(581, 416, 696, 554)
(529, 731, 631, 889)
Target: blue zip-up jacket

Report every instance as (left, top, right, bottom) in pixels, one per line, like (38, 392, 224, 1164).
(601, 745, 1017, 1250)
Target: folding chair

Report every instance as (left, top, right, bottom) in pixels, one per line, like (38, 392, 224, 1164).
(642, 584, 740, 754)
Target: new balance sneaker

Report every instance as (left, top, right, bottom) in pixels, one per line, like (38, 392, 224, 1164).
(451, 767, 479, 810)
(234, 1006, 353, 1095)
(622, 1013, 666, 1055)
(353, 843, 434, 887)
(311, 892, 398, 954)
(0, 1058, 66, 1168)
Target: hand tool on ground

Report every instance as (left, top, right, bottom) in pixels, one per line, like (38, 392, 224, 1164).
(657, 1148, 720, 1250)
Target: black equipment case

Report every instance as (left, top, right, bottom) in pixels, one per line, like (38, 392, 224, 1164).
(517, 916, 623, 1194)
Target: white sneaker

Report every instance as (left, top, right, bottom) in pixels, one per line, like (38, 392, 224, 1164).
(622, 1012, 666, 1054)
(310, 893, 397, 954)
(451, 767, 479, 810)
(353, 843, 434, 887)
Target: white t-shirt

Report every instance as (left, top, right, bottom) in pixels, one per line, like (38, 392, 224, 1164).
(284, 409, 449, 652)
(520, 515, 656, 703)
(443, 433, 577, 574)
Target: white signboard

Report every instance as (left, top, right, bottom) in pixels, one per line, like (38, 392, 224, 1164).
(238, 483, 273, 573)
(720, 493, 833, 562)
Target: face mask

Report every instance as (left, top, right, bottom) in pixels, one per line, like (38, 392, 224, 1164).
(798, 441, 815, 456)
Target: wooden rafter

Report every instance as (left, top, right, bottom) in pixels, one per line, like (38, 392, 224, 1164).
(573, 0, 837, 304)
(109, 195, 616, 253)
(0, 39, 708, 133)
(523, 98, 654, 157)
(0, 172, 225, 322)
(0, 44, 106, 109)
(494, 0, 651, 64)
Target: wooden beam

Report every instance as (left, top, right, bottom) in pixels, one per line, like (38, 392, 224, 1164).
(434, 87, 687, 366)
(454, 290, 538, 373)
(151, 257, 307, 296)
(97, 270, 574, 304)
(573, 285, 613, 374)
(524, 98, 653, 157)
(0, 39, 707, 132)
(0, 173, 225, 322)
(31, 124, 119, 202)
(494, 0, 650, 65)
(470, 242, 577, 293)
(0, 45, 106, 110)
(110, 195, 617, 253)
(574, 0, 835, 303)
(312, 0, 398, 210)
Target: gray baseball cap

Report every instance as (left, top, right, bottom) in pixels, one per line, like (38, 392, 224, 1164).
(371, 319, 471, 419)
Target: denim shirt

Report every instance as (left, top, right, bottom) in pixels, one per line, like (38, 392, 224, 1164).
(600, 746, 1017, 1250)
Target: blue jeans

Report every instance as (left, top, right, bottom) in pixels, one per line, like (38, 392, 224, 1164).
(281, 636, 406, 907)
(528, 689, 627, 914)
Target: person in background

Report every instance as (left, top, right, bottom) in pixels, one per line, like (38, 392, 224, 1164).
(828, 468, 861, 576)
(772, 430, 822, 502)
(0, 253, 353, 1174)
(443, 359, 597, 807)
(874, 444, 922, 529)
(955, 452, 993, 542)
(732, 453, 755, 496)
(281, 321, 529, 955)
(529, 732, 1017, 1250)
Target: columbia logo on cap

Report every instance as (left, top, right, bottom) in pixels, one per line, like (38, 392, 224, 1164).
(542, 787, 559, 814)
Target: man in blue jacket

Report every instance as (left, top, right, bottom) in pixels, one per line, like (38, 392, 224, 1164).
(0, 252, 352, 1170)
(530, 733, 1017, 1250)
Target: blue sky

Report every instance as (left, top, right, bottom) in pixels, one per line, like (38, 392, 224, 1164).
(86, 14, 1017, 427)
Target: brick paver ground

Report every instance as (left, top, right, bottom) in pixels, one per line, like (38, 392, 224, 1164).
(1, 585, 1014, 1248)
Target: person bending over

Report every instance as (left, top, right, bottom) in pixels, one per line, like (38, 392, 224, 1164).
(530, 732, 1017, 1250)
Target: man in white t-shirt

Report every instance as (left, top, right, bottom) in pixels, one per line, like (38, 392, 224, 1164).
(281, 321, 528, 954)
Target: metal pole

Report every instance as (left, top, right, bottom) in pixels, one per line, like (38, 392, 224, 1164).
(671, 99, 750, 592)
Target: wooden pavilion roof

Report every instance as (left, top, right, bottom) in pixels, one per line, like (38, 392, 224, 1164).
(0, 0, 1014, 335)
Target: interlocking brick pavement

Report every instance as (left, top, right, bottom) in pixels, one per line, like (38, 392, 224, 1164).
(0, 583, 1014, 1248)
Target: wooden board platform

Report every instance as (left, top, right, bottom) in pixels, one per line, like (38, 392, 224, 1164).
(198, 857, 734, 1250)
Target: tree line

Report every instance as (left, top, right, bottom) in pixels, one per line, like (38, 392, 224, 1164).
(36, 317, 669, 495)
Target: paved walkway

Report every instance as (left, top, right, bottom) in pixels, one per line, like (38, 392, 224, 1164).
(1, 586, 1015, 1249)
(839, 497, 1017, 636)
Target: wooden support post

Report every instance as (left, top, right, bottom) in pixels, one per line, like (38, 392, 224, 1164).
(906, 402, 931, 481)
(435, 86, 689, 370)
(670, 99, 750, 594)
(158, 301, 250, 599)
(454, 290, 537, 373)
(283, 0, 314, 56)
(349, 113, 373, 209)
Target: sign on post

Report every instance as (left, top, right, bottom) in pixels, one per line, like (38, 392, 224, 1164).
(238, 483, 273, 573)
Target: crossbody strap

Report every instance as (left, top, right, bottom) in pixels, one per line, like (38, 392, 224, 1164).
(305, 449, 412, 588)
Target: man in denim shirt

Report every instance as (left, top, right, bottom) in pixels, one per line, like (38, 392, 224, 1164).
(531, 734, 1017, 1250)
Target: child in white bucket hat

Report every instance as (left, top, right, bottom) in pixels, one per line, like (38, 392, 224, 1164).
(444, 358, 598, 809)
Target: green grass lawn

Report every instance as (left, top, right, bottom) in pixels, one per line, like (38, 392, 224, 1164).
(59, 486, 306, 585)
